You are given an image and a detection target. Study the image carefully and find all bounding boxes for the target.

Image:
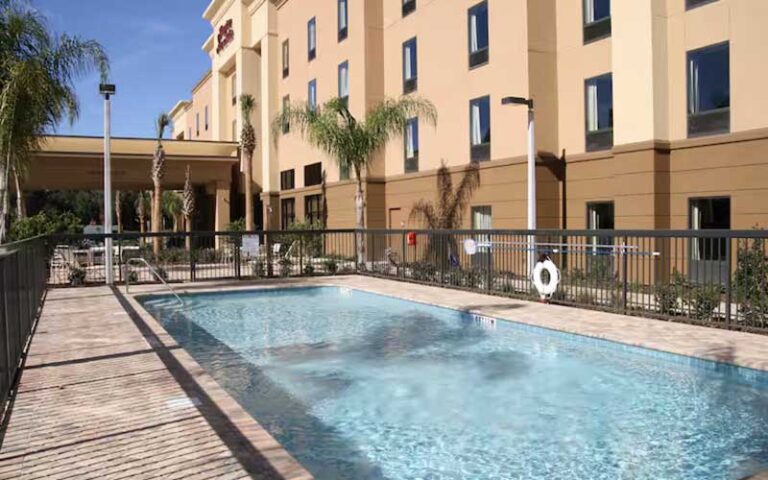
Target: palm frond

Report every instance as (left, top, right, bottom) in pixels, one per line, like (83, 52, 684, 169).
(240, 94, 255, 123)
(409, 200, 438, 229)
(443, 162, 480, 229)
(155, 113, 171, 141)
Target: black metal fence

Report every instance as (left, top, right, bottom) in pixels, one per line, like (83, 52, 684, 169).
(44, 228, 768, 334)
(0, 236, 48, 419)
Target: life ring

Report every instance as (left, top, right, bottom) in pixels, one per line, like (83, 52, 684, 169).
(532, 259, 560, 299)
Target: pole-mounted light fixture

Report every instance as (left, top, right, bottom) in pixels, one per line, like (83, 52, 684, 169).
(101, 83, 116, 285)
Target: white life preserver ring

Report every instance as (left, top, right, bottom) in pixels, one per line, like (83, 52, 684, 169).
(532, 260, 560, 299)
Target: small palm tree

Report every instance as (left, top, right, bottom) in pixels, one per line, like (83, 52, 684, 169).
(162, 191, 183, 232)
(273, 96, 437, 265)
(151, 113, 170, 254)
(240, 94, 256, 231)
(410, 161, 480, 264)
(182, 165, 195, 251)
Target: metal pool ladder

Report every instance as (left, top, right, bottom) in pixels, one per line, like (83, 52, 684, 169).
(125, 257, 185, 306)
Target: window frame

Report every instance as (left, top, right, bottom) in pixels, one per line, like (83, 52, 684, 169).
(231, 74, 237, 105)
(584, 72, 614, 152)
(338, 0, 348, 42)
(582, 0, 612, 44)
(204, 106, 209, 131)
(304, 162, 323, 187)
(282, 95, 291, 134)
(308, 17, 317, 61)
(280, 198, 296, 230)
(687, 41, 730, 138)
(469, 95, 491, 162)
(280, 169, 295, 191)
(282, 39, 290, 78)
(402, 37, 418, 94)
(338, 61, 350, 104)
(308, 79, 318, 111)
(304, 194, 323, 225)
(195, 112, 200, 137)
(467, 1, 489, 69)
(339, 164, 350, 181)
(402, 0, 416, 17)
(404, 117, 419, 173)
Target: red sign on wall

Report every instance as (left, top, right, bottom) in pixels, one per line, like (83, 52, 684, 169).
(217, 19, 234, 54)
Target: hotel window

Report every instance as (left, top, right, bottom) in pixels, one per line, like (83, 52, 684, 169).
(583, 0, 611, 44)
(585, 73, 613, 152)
(204, 106, 209, 131)
(304, 162, 323, 187)
(687, 0, 718, 9)
(338, 0, 348, 42)
(280, 169, 295, 191)
(340, 164, 350, 181)
(403, 38, 417, 94)
(403, 0, 416, 17)
(470, 96, 491, 162)
(587, 202, 615, 278)
(308, 17, 317, 61)
(308, 79, 318, 110)
(305, 194, 323, 224)
(404, 117, 419, 173)
(282, 39, 290, 78)
(188, 128, 192, 141)
(281, 198, 296, 230)
(232, 120, 237, 142)
(195, 113, 200, 137)
(282, 96, 290, 134)
(338, 61, 350, 104)
(231, 75, 237, 105)
(471, 206, 492, 268)
(689, 197, 730, 285)
(468, 1, 489, 69)
(688, 42, 730, 137)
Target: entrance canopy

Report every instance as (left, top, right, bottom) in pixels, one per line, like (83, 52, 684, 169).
(26, 135, 239, 191)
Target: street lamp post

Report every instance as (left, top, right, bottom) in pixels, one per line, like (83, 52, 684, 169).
(100, 83, 116, 285)
(501, 96, 536, 274)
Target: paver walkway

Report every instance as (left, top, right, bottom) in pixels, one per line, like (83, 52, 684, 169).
(0, 287, 310, 480)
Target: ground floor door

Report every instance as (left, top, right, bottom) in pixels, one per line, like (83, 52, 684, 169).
(689, 197, 730, 285)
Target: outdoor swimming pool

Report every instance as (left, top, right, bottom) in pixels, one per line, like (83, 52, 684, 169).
(141, 287, 768, 480)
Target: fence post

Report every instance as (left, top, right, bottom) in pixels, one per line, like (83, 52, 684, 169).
(234, 233, 242, 280)
(401, 231, 406, 279)
(725, 237, 732, 326)
(266, 232, 274, 278)
(622, 236, 628, 314)
(486, 233, 492, 292)
(299, 235, 304, 276)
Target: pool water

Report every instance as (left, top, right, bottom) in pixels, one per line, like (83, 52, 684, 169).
(141, 287, 768, 480)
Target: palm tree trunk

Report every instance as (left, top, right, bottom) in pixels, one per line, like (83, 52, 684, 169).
(244, 152, 254, 231)
(152, 183, 162, 255)
(185, 214, 192, 252)
(0, 162, 8, 243)
(354, 166, 365, 268)
(12, 166, 25, 220)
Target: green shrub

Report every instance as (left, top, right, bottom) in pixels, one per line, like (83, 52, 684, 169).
(68, 265, 86, 286)
(251, 261, 266, 278)
(323, 258, 338, 275)
(687, 284, 721, 320)
(9, 211, 83, 242)
(279, 257, 293, 277)
(734, 237, 768, 325)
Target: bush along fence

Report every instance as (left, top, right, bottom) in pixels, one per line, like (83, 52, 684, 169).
(0, 236, 48, 424)
(44, 228, 768, 334)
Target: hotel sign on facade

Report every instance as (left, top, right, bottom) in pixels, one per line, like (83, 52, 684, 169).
(216, 19, 234, 54)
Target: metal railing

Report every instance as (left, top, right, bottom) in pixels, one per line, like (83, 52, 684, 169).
(0, 236, 48, 423)
(43, 228, 768, 334)
(125, 258, 184, 306)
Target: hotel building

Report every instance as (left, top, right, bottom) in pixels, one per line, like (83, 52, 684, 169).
(169, 0, 768, 235)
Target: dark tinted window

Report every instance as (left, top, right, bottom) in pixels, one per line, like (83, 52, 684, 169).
(687, 0, 718, 10)
(403, 0, 416, 17)
(470, 96, 491, 162)
(281, 198, 295, 230)
(583, 0, 611, 43)
(585, 73, 613, 151)
(688, 42, 730, 136)
(338, 0, 348, 41)
(304, 162, 323, 187)
(305, 194, 323, 224)
(308, 18, 317, 61)
(403, 38, 417, 94)
(404, 117, 419, 173)
(280, 169, 295, 191)
(282, 40, 289, 78)
(468, 2, 489, 68)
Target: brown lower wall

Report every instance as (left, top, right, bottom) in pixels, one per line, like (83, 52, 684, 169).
(266, 129, 768, 233)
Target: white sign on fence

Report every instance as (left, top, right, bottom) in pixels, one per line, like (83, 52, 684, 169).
(242, 235, 261, 256)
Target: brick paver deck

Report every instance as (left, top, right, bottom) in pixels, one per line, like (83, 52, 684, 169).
(0, 287, 311, 480)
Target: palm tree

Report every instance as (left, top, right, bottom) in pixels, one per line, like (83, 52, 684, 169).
(409, 161, 480, 264)
(182, 165, 195, 251)
(151, 113, 170, 254)
(273, 96, 437, 265)
(136, 191, 148, 242)
(161, 191, 182, 232)
(240, 94, 256, 231)
(0, 1, 109, 241)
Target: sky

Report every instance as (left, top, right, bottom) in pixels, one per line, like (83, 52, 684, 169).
(33, 0, 212, 138)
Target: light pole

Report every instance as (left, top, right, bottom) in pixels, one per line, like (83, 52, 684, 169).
(502, 96, 536, 273)
(100, 83, 116, 285)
